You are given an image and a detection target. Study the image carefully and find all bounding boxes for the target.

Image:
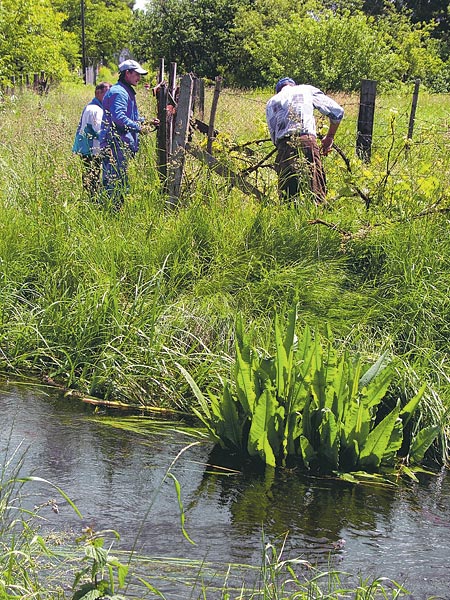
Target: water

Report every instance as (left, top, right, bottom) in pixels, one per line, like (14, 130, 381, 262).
(1, 381, 450, 599)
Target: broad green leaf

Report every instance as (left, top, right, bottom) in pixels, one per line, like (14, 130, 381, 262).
(381, 417, 403, 466)
(285, 412, 302, 457)
(399, 465, 419, 483)
(275, 313, 290, 400)
(318, 408, 339, 470)
(311, 335, 326, 410)
(362, 363, 395, 410)
(409, 425, 440, 464)
(284, 303, 297, 357)
(400, 383, 427, 426)
(350, 357, 362, 400)
(301, 394, 314, 439)
(358, 350, 390, 389)
(296, 324, 314, 380)
(299, 435, 316, 469)
(342, 400, 370, 449)
(359, 403, 401, 469)
(332, 354, 348, 421)
(248, 388, 279, 467)
(219, 383, 244, 450)
(235, 339, 257, 415)
(117, 564, 129, 588)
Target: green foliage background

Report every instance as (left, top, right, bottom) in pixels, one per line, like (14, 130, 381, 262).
(2, 0, 450, 91)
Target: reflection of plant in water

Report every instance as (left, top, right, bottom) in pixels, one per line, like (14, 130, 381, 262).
(180, 303, 441, 482)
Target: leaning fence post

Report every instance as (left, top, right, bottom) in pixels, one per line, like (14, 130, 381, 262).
(356, 79, 377, 162)
(167, 73, 194, 207)
(207, 76, 222, 154)
(407, 78, 420, 141)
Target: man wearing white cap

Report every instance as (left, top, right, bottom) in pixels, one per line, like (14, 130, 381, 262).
(100, 59, 159, 209)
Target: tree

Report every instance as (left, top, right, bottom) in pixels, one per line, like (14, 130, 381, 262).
(131, 0, 246, 77)
(230, 2, 448, 90)
(0, 0, 78, 84)
(52, 0, 134, 69)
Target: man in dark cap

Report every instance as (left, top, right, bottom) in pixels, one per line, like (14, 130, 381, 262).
(266, 77, 344, 204)
(100, 60, 159, 209)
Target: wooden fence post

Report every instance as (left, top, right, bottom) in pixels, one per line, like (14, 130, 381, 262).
(167, 73, 194, 207)
(356, 79, 377, 161)
(193, 77, 205, 121)
(407, 79, 420, 141)
(158, 58, 165, 85)
(207, 76, 222, 154)
(167, 62, 177, 156)
(156, 82, 168, 184)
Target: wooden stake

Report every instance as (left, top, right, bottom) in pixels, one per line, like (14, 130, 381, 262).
(356, 79, 377, 162)
(207, 76, 222, 154)
(167, 73, 194, 207)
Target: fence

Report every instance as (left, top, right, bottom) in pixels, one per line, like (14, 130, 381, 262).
(154, 62, 423, 206)
(1, 71, 50, 96)
(1, 64, 99, 95)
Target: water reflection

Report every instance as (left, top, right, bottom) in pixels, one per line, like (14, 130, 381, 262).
(1, 381, 449, 599)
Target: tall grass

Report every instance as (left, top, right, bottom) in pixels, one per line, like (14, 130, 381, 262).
(0, 83, 449, 440)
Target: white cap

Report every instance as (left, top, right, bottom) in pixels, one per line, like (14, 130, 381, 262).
(118, 59, 148, 75)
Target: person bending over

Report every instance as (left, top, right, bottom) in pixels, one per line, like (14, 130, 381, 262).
(266, 77, 344, 204)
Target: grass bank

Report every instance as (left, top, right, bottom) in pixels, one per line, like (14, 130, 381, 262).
(0, 83, 449, 446)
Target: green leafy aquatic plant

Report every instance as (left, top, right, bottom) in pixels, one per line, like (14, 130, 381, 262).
(180, 304, 441, 480)
(72, 528, 128, 600)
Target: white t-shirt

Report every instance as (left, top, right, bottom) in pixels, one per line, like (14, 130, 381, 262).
(80, 102, 104, 155)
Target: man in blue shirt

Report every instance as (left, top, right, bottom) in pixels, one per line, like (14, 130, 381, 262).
(100, 59, 158, 209)
(266, 77, 344, 204)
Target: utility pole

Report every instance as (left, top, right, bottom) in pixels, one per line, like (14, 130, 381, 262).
(81, 0, 87, 83)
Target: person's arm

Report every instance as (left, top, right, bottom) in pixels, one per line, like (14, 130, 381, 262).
(311, 88, 344, 155)
(321, 121, 340, 155)
(110, 90, 142, 132)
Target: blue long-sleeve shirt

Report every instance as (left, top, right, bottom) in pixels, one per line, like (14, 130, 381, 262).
(266, 84, 344, 145)
(100, 81, 142, 154)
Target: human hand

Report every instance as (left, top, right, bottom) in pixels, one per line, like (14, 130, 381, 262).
(320, 134, 334, 156)
(140, 118, 160, 134)
(166, 104, 176, 117)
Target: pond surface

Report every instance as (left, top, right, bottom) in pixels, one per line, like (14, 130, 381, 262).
(1, 381, 450, 599)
